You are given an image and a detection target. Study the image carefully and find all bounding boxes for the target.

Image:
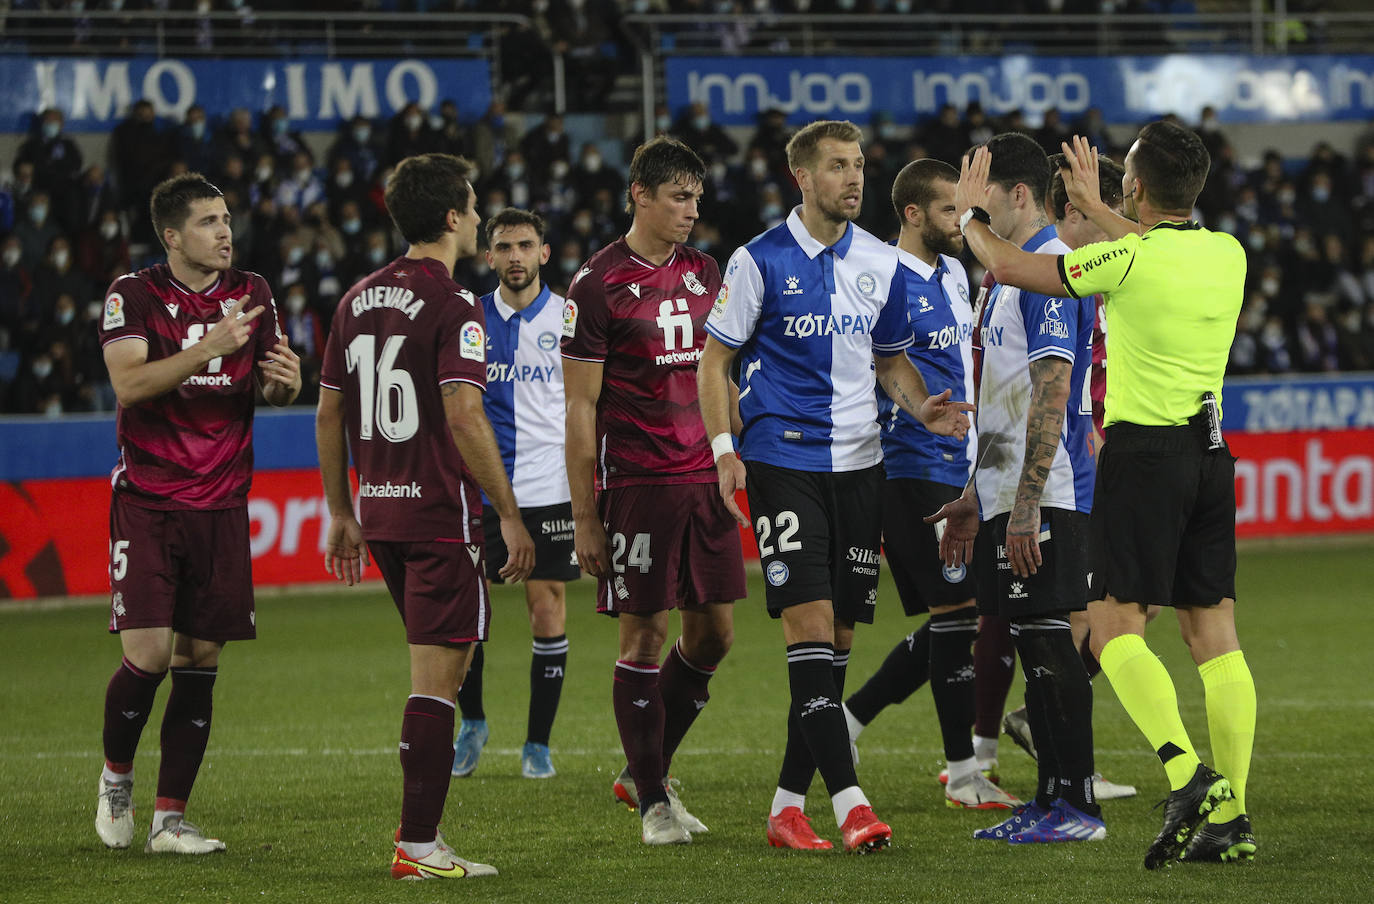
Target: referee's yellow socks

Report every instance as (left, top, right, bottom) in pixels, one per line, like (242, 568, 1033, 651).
(1199, 650, 1256, 822)
(1099, 633, 1199, 790)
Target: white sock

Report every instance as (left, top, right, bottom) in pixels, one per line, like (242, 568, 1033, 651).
(973, 734, 999, 763)
(946, 755, 980, 785)
(151, 808, 183, 831)
(830, 785, 869, 828)
(102, 765, 132, 785)
(842, 702, 865, 740)
(399, 839, 438, 859)
(770, 788, 806, 818)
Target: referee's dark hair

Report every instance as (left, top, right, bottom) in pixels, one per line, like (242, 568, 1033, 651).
(1132, 119, 1211, 212)
(384, 153, 473, 245)
(626, 135, 706, 214)
(485, 207, 546, 247)
(150, 173, 224, 250)
(975, 131, 1051, 207)
(891, 158, 959, 225)
(1047, 153, 1125, 222)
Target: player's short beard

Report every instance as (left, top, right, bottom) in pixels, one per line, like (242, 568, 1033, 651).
(816, 190, 860, 225)
(500, 266, 538, 293)
(921, 218, 963, 258)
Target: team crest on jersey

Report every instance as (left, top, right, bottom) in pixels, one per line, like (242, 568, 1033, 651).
(943, 562, 967, 583)
(683, 271, 707, 296)
(561, 299, 579, 338)
(766, 560, 789, 586)
(538, 331, 558, 351)
(460, 322, 486, 361)
(102, 293, 125, 329)
(958, 283, 969, 304)
(856, 272, 878, 295)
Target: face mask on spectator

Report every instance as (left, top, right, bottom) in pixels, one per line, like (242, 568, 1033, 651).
(350, 126, 370, 147)
(44, 397, 62, 417)
(32, 359, 52, 379)
(29, 204, 48, 224)
(893, 0, 912, 11)
(100, 220, 120, 240)
(583, 154, 602, 172)
(3, 248, 20, 268)
(335, 171, 354, 189)
(762, 203, 784, 220)
(256, 165, 273, 182)
(189, 121, 205, 140)
(749, 158, 768, 179)
(1261, 276, 1280, 295)
(58, 307, 75, 326)
(52, 249, 70, 270)
(429, 114, 445, 130)
(272, 118, 288, 137)
(341, 217, 361, 235)
(1277, 189, 1295, 206)
(42, 121, 61, 141)
(286, 293, 307, 315)
(551, 160, 569, 180)
(1215, 214, 1237, 235)
(405, 114, 423, 132)
(286, 247, 305, 266)
(368, 246, 387, 265)
(87, 301, 103, 320)
(1311, 186, 1330, 203)
(655, 114, 671, 132)
(507, 162, 525, 180)
(1247, 231, 1266, 252)
(560, 256, 580, 275)
(315, 250, 333, 270)
(692, 115, 710, 131)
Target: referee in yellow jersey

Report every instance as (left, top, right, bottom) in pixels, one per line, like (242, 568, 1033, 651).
(952, 121, 1255, 870)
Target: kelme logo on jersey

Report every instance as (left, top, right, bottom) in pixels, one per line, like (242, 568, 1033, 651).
(783, 275, 803, 296)
(856, 272, 878, 295)
(682, 271, 708, 296)
(460, 322, 486, 361)
(103, 293, 125, 329)
(561, 300, 578, 338)
(766, 560, 789, 586)
(782, 312, 874, 338)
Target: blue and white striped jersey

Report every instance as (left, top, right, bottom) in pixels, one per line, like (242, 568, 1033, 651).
(706, 209, 914, 473)
(480, 283, 570, 507)
(974, 226, 1095, 519)
(878, 248, 976, 488)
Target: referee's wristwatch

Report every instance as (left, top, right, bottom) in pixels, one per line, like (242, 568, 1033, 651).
(959, 206, 991, 234)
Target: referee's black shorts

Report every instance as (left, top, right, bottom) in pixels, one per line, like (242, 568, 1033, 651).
(1091, 421, 1236, 608)
(882, 477, 976, 615)
(745, 461, 884, 624)
(974, 507, 1092, 619)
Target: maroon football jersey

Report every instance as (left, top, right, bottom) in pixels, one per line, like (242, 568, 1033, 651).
(560, 239, 721, 490)
(320, 256, 488, 543)
(98, 265, 281, 510)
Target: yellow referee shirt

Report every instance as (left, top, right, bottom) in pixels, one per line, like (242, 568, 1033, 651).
(1057, 221, 1246, 428)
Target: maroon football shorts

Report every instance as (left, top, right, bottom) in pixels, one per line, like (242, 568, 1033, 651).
(595, 482, 747, 616)
(369, 538, 490, 645)
(107, 494, 256, 642)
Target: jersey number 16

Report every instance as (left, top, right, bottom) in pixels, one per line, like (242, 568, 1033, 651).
(346, 333, 418, 443)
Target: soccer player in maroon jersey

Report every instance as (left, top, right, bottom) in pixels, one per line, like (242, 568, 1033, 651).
(561, 136, 747, 845)
(95, 173, 301, 854)
(315, 153, 534, 880)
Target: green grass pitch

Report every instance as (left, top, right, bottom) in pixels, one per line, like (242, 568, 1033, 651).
(2, 542, 1372, 903)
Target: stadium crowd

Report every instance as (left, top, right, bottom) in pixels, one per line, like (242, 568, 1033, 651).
(3, 95, 1374, 414)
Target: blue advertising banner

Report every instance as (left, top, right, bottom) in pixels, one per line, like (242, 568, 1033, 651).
(666, 54, 1374, 126)
(0, 57, 491, 133)
(1221, 373, 1374, 434)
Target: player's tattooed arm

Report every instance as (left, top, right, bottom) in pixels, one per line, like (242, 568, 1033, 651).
(874, 351, 973, 440)
(1006, 356, 1070, 577)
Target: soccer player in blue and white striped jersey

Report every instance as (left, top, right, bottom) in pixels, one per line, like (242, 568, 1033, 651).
(451, 209, 579, 782)
(699, 120, 973, 853)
